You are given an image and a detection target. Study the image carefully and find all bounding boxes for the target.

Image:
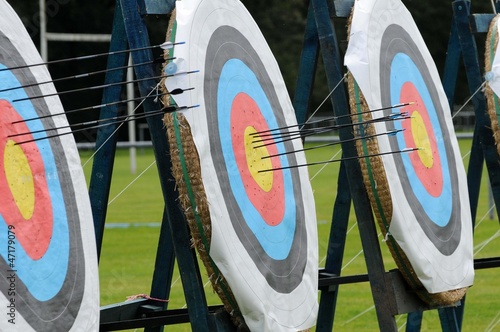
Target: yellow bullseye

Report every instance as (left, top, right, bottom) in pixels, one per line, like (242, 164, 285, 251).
(411, 111, 433, 168)
(244, 127, 273, 192)
(4, 139, 35, 220)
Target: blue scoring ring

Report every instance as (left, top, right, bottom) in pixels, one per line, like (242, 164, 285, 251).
(389, 54, 453, 226)
(204, 25, 308, 293)
(217, 58, 296, 261)
(380, 24, 461, 256)
(0, 65, 70, 301)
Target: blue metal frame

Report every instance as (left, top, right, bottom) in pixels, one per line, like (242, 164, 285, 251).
(139, 0, 175, 15)
(410, 1, 500, 331)
(306, 0, 399, 330)
(89, 0, 130, 259)
(293, 0, 319, 125)
(438, 1, 500, 331)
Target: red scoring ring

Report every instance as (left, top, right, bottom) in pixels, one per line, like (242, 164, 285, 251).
(400, 82, 443, 197)
(0, 100, 53, 259)
(230, 93, 285, 226)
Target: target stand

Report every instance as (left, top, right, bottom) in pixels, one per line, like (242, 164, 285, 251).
(305, 1, 500, 331)
(411, 1, 500, 331)
(90, 0, 237, 330)
(296, 1, 467, 331)
(307, 1, 500, 332)
(87, 0, 500, 331)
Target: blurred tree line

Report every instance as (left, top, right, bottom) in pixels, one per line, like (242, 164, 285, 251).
(6, 0, 497, 141)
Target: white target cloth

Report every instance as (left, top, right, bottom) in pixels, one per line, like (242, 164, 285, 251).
(487, 17, 500, 96)
(0, 1, 99, 331)
(165, 0, 318, 330)
(345, 0, 474, 293)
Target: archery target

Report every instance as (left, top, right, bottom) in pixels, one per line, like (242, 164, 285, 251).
(381, 25, 461, 256)
(0, 1, 99, 331)
(345, 0, 473, 297)
(484, 15, 500, 157)
(164, 0, 318, 330)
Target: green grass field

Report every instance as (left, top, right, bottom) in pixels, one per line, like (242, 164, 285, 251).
(80, 139, 500, 331)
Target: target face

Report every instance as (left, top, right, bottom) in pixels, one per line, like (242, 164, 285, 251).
(380, 25, 461, 256)
(485, 15, 500, 157)
(486, 15, 500, 99)
(345, 0, 473, 294)
(204, 27, 308, 292)
(165, 0, 318, 330)
(0, 1, 99, 330)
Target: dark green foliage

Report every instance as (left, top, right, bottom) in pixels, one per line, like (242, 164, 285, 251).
(242, 0, 309, 93)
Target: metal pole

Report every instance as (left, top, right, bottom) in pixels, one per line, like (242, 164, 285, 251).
(40, 0, 48, 61)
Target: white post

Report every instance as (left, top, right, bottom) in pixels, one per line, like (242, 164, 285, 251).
(127, 56, 137, 174)
(40, 0, 48, 61)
